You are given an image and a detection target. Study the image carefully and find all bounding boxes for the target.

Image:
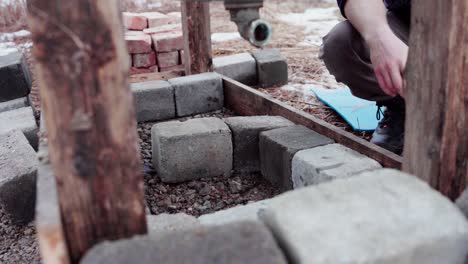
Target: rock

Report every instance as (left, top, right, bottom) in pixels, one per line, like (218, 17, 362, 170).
(214, 53, 258, 85)
(156, 51, 180, 68)
(146, 213, 199, 234)
(224, 116, 294, 174)
(151, 31, 183, 52)
(261, 169, 468, 264)
(152, 117, 233, 183)
(123, 12, 148, 30)
(0, 97, 28, 113)
(0, 51, 31, 102)
(251, 49, 288, 88)
(0, 107, 39, 149)
(0, 130, 37, 224)
(199, 199, 270, 226)
(259, 125, 334, 190)
(132, 52, 156, 68)
(170, 72, 223, 117)
(456, 188, 468, 220)
(81, 221, 287, 264)
(131, 80, 175, 122)
(125, 34, 152, 54)
(292, 143, 382, 188)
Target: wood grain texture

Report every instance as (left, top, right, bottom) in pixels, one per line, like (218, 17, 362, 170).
(223, 76, 403, 169)
(27, 0, 147, 262)
(403, 0, 467, 200)
(181, 0, 213, 75)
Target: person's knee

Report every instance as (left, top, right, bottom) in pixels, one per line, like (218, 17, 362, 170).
(320, 21, 357, 81)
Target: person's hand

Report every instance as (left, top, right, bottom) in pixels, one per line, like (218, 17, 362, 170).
(366, 27, 408, 97)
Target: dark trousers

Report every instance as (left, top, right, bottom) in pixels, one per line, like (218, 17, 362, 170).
(320, 12, 410, 102)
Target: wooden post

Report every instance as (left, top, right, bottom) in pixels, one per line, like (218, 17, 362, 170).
(403, 0, 467, 200)
(27, 0, 147, 262)
(181, 0, 213, 75)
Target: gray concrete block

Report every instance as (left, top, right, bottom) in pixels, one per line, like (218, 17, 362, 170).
(214, 53, 258, 85)
(131, 80, 176, 122)
(152, 117, 233, 183)
(0, 130, 37, 224)
(292, 143, 382, 188)
(199, 199, 270, 226)
(259, 125, 334, 190)
(0, 107, 38, 149)
(224, 116, 294, 174)
(261, 169, 468, 264)
(0, 51, 31, 102)
(170, 72, 223, 117)
(147, 213, 200, 234)
(456, 188, 468, 220)
(82, 221, 287, 264)
(0, 97, 28, 113)
(251, 49, 288, 88)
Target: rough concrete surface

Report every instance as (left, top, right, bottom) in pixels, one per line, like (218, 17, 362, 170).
(259, 125, 334, 190)
(213, 52, 258, 85)
(146, 213, 199, 234)
(170, 72, 223, 117)
(251, 49, 288, 88)
(0, 107, 38, 149)
(152, 117, 233, 183)
(131, 80, 176, 122)
(456, 188, 468, 220)
(0, 97, 28, 114)
(81, 221, 287, 264)
(0, 130, 37, 224)
(0, 51, 31, 103)
(199, 199, 271, 226)
(292, 143, 382, 188)
(261, 169, 468, 264)
(224, 116, 294, 174)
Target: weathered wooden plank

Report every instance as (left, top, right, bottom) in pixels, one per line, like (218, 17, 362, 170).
(27, 0, 147, 262)
(403, 0, 467, 200)
(222, 76, 403, 169)
(181, 0, 213, 75)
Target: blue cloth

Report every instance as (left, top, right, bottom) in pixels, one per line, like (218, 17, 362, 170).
(311, 87, 381, 132)
(337, 0, 411, 18)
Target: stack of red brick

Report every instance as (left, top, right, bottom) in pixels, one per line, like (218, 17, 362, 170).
(124, 11, 185, 75)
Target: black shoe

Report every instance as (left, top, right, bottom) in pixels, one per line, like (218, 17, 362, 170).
(371, 96, 405, 155)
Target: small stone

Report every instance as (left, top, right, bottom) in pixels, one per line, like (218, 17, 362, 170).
(229, 181, 242, 193)
(199, 185, 211, 196)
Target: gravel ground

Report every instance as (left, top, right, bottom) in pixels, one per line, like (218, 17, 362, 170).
(138, 110, 281, 217)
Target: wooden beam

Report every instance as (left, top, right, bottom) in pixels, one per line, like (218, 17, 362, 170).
(403, 0, 467, 200)
(223, 76, 403, 169)
(27, 0, 147, 262)
(181, 0, 213, 75)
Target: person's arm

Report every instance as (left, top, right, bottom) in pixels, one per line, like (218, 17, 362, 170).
(344, 0, 408, 97)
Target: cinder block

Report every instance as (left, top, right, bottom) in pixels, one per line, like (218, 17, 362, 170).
(199, 199, 271, 226)
(147, 213, 199, 234)
(261, 169, 468, 264)
(143, 12, 178, 28)
(214, 53, 258, 85)
(82, 222, 287, 264)
(170, 72, 223, 117)
(123, 12, 148, 30)
(251, 49, 288, 88)
(143, 24, 182, 35)
(259, 125, 334, 190)
(131, 80, 175, 122)
(156, 51, 179, 68)
(152, 31, 183, 52)
(0, 130, 37, 224)
(133, 52, 156, 68)
(224, 116, 294, 173)
(0, 97, 28, 113)
(0, 51, 31, 102)
(125, 34, 152, 54)
(152, 117, 232, 183)
(0, 107, 38, 149)
(292, 144, 382, 188)
(456, 188, 468, 220)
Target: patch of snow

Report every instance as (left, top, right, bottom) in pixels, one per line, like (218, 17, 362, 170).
(0, 30, 31, 42)
(211, 32, 241, 43)
(0, 42, 18, 56)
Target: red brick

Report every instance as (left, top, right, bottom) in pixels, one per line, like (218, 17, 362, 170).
(152, 31, 183, 52)
(133, 52, 156, 68)
(123, 12, 148, 30)
(125, 34, 152, 54)
(157, 51, 180, 68)
(143, 24, 182, 35)
(142, 12, 176, 28)
(159, 64, 185, 73)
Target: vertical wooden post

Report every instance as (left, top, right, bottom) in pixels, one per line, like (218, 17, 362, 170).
(27, 0, 147, 262)
(181, 0, 213, 75)
(403, 0, 467, 200)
